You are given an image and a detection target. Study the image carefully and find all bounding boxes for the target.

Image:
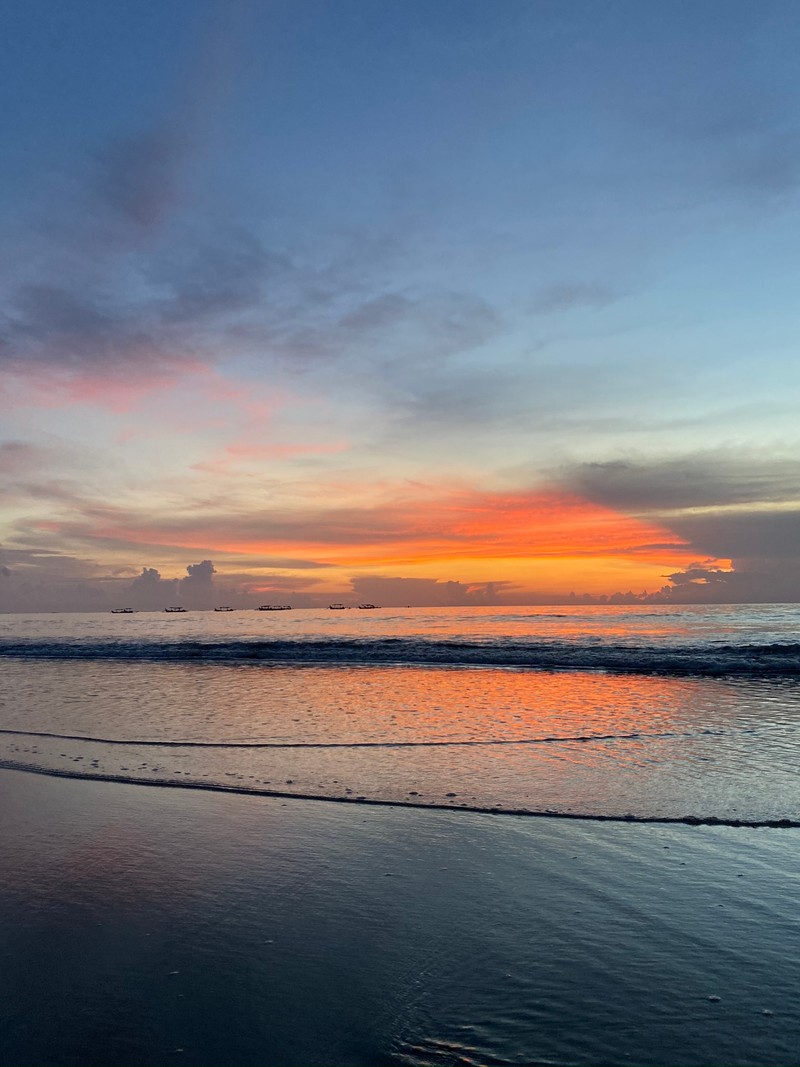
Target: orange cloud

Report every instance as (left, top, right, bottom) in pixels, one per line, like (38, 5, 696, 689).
(68, 484, 694, 595)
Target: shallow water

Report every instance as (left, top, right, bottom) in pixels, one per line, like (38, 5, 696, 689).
(1, 606, 799, 823)
(1, 770, 799, 1067)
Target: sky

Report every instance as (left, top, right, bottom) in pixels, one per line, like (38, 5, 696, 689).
(2, 0, 800, 610)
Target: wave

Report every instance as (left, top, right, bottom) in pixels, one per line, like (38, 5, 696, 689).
(1, 757, 797, 828)
(2, 636, 800, 676)
(0, 725, 732, 749)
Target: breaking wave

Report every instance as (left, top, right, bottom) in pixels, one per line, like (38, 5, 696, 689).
(2, 636, 800, 676)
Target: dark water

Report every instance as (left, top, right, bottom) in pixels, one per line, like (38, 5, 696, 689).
(1, 770, 799, 1067)
(3, 603, 800, 675)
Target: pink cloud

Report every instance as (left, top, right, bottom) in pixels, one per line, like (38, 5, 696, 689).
(0, 361, 202, 415)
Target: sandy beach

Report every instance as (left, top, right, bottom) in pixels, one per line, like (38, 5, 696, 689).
(2, 767, 799, 1067)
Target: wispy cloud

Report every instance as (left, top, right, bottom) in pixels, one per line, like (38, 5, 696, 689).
(531, 282, 618, 315)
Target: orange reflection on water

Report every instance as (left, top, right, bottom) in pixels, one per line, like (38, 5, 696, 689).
(2, 655, 797, 820)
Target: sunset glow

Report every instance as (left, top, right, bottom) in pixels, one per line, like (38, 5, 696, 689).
(1, 2, 799, 610)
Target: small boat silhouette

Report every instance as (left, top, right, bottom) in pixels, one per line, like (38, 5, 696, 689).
(164, 606, 187, 613)
(214, 606, 235, 612)
(111, 608, 135, 614)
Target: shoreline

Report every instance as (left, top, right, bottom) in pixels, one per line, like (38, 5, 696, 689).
(2, 758, 798, 828)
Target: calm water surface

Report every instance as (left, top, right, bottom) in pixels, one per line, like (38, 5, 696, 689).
(1, 771, 799, 1067)
(1, 605, 799, 823)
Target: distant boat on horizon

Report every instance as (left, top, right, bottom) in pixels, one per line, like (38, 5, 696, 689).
(329, 603, 346, 610)
(214, 606, 235, 612)
(111, 608, 135, 614)
(257, 604, 292, 611)
(164, 606, 187, 613)
(358, 603, 378, 609)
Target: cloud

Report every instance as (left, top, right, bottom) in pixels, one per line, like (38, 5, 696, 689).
(181, 558, 216, 607)
(653, 558, 800, 604)
(1, 126, 501, 416)
(531, 282, 617, 315)
(380, 353, 667, 438)
(552, 450, 800, 603)
(15, 483, 689, 575)
(0, 550, 304, 612)
(252, 286, 501, 373)
(558, 452, 800, 513)
(154, 229, 292, 325)
(0, 226, 292, 386)
(668, 509, 800, 561)
(127, 566, 178, 609)
(348, 575, 510, 607)
(2, 283, 178, 378)
(127, 559, 219, 609)
(96, 128, 186, 230)
(0, 440, 43, 475)
(0, 546, 112, 612)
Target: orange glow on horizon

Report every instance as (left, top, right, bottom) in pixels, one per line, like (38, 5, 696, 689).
(78, 486, 697, 595)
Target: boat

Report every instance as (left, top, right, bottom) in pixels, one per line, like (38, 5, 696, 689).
(358, 603, 378, 609)
(111, 608, 135, 614)
(329, 603, 346, 610)
(164, 606, 187, 613)
(214, 606, 235, 612)
(257, 604, 292, 611)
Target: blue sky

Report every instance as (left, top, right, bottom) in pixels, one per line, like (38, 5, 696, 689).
(1, 0, 800, 609)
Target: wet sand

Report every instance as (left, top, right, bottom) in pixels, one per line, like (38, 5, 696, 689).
(1, 767, 799, 1067)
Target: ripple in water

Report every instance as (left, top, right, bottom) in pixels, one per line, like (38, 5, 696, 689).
(1, 659, 799, 825)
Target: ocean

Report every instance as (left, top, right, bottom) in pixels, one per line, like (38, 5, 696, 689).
(2, 603, 800, 825)
(1, 604, 799, 1066)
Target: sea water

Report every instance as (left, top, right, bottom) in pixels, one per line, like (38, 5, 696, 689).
(1, 603, 799, 825)
(2, 604, 800, 1067)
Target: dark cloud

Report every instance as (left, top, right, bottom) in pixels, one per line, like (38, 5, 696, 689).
(655, 558, 800, 604)
(127, 566, 178, 610)
(668, 509, 800, 561)
(1, 132, 499, 392)
(0, 550, 315, 612)
(546, 450, 800, 603)
(185, 559, 215, 581)
(0, 227, 296, 376)
(2, 283, 162, 373)
(0, 546, 111, 612)
(181, 559, 216, 607)
(558, 453, 800, 512)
